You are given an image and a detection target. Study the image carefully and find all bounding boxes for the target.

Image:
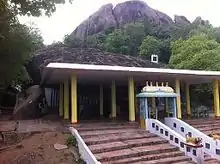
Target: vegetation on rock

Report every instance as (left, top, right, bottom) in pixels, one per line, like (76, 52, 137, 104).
(62, 4, 220, 103)
(139, 36, 162, 58)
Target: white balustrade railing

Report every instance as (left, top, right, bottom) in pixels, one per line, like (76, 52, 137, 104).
(146, 119, 204, 164)
(69, 127, 101, 164)
(164, 117, 220, 160)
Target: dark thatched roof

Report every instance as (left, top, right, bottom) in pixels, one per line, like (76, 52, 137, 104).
(26, 44, 165, 83)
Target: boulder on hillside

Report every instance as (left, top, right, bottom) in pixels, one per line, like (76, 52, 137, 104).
(71, 0, 173, 39)
(13, 85, 43, 120)
(113, 0, 173, 27)
(73, 3, 117, 39)
(193, 16, 210, 26)
(174, 15, 190, 25)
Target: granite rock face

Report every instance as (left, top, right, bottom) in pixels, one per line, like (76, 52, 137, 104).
(174, 15, 191, 25)
(73, 3, 117, 39)
(71, 0, 173, 39)
(193, 16, 210, 26)
(113, 1, 173, 27)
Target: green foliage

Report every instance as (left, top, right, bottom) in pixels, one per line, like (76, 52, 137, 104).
(64, 35, 84, 48)
(86, 33, 107, 49)
(7, 0, 73, 17)
(0, 0, 69, 89)
(169, 35, 220, 70)
(169, 34, 220, 97)
(104, 22, 145, 56)
(66, 135, 77, 147)
(139, 36, 161, 58)
(0, 20, 44, 87)
(104, 29, 130, 54)
(123, 23, 145, 55)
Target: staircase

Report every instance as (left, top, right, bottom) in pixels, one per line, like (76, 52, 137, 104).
(76, 122, 194, 164)
(185, 118, 220, 135)
(184, 118, 220, 163)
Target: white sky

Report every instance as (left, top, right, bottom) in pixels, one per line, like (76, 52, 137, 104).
(19, 0, 220, 45)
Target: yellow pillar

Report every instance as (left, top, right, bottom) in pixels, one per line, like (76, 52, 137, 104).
(100, 85, 103, 116)
(165, 98, 169, 113)
(175, 79, 182, 119)
(151, 97, 156, 119)
(128, 76, 135, 121)
(111, 80, 116, 118)
(64, 81, 69, 119)
(152, 97, 156, 108)
(213, 80, 220, 117)
(185, 83, 191, 116)
(71, 75, 77, 123)
(59, 84, 64, 116)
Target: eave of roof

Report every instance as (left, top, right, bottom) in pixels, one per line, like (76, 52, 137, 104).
(41, 63, 220, 85)
(46, 63, 220, 77)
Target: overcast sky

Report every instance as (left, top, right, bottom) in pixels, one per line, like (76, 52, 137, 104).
(19, 0, 220, 45)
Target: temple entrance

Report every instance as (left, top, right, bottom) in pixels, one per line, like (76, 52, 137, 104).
(78, 84, 100, 120)
(77, 84, 129, 121)
(148, 97, 175, 122)
(136, 82, 178, 128)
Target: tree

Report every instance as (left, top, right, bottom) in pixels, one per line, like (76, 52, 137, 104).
(123, 22, 145, 55)
(139, 36, 161, 59)
(0, 0, 71, 89)
(104, 23, 146, 56)
(3, 0, 72, 17)
(169, 35, 220, 70)
(0, 21, 44, 87)
(86, 33, 107, 49)
(63, 35, 84, 48)
(104, 29, 130, 55)
(169, 35, 220, 103)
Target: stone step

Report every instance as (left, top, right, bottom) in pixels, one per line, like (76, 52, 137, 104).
(75, 122, 138, 127)
(186, 119, 220, 125)
(175, 162, 195, 164)
(197, 127, 220, 132)
(84, 132, 156, 145)
(79, 129, 146, 138)
(135, 155, 192, 164)
(205, 158, 220, 163)
(89, 137, 167, 153)
(205, 160, 220, 164)
(191, 122, 220, 128)
(77, 124, 138, 131)
(101, 151, 185, 164)
(95, 143, 179, 162)
(201, 129, 220, 135)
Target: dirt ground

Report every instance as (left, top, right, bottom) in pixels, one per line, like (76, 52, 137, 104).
(0, 131, 84, 164)
(0, 118, 84, 164)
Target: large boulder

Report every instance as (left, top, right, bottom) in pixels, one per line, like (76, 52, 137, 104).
(174, 15, 190, 25)
(13, 85, 42, 120)
(73, 3, 117, 39)
(71, 0, 173, 39)
(26, 44, 165, 84)
(113, 1, 173, 27)
(193, 16, 210, 26)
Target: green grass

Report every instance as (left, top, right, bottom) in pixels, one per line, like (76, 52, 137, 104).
(66, 135, 77, 147)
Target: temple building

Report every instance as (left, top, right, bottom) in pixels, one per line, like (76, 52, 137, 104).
(32, 47, 220, 124)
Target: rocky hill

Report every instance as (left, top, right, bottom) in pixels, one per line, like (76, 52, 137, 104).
(71, 0, 190, 39)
